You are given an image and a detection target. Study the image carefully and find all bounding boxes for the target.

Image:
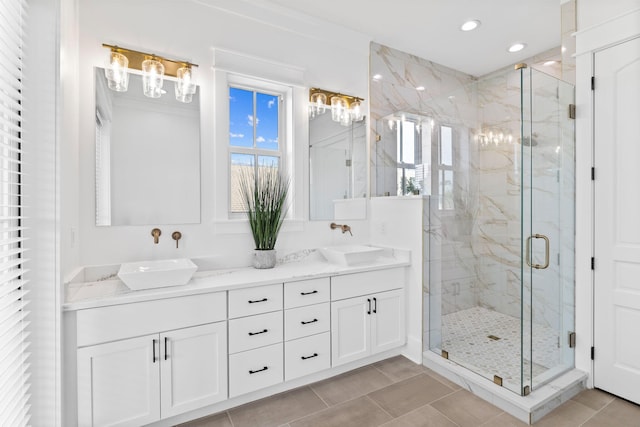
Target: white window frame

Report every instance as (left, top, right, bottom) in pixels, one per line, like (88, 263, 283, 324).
(227, 77, 289, 218)
(213, 70, 298, 227)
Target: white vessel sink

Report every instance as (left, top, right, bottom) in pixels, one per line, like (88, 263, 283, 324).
(319, 245, 384, 266)
(118, 258, 197, 290)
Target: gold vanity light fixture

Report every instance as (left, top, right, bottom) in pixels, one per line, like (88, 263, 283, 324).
(308, 88, 365, 126)
(102, 44, 199, 103)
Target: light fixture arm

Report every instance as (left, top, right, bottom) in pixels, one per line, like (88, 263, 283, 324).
(102, 44, 198, 78)
(309, 87, 363, 106)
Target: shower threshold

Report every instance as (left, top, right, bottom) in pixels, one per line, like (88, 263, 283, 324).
(423, 351, 586, 424)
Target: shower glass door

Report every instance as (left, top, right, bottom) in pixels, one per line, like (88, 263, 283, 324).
(426, 65, 575, 396)
(522, 68, 576, 392)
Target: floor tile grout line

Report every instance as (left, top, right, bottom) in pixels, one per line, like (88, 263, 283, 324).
(307, 384, 331, 409)
(577, 396, 616, 426)
(377, 400, 463, 427)
(280, 385, 333, 425)
(364, 394, 396, 421)
(226, 410, 236, 427)
(372, 363, 428, 384)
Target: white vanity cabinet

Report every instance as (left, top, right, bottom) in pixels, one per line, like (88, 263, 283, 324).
(228, 283, 284, 397)
(284, 277, 331, 381)
(330, 268, 405, 367)
(75, 293, 227, 427)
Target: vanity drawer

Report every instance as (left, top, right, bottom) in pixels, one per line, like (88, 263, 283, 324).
(228, 283, 283, 319)
(284, 277, 330, 309)
(285, 303, 330, 341)
(285, 332, 330, 381)
(229, 343, 283, 397)
(331, 268, 404, 301)
(229, 311, 283, 354)
(77, 292, 226, 347)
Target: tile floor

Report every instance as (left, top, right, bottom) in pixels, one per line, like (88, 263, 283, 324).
(178, 356, 640, 427)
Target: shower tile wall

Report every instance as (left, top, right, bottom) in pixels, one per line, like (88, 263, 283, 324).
(369, 42, 475, 197)
(370, 44, 571, 365)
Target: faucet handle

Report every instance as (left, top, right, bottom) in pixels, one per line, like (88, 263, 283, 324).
(341, 224, 353, 236)
(151, 228, 161, 244)
(172, 231, 182, 249)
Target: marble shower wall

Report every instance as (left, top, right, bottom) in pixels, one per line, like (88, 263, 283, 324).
(369, 44, 574, 357)
(370, 42, 476, 197)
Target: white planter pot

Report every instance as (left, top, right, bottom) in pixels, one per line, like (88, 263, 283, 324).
(253, 249, 277, 269)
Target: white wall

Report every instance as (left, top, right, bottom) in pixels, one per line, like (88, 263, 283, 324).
(71, 0, 372, 272)
(370, 197, 425, 363)
(574, 0, 640, 386)
(22, 0, 70, 424)
(577, 0, 640, 29)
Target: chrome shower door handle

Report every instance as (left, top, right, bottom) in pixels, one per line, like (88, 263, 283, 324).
(526, 234, 550, 269)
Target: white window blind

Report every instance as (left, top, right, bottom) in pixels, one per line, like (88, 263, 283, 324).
(0, 0, 31, 426)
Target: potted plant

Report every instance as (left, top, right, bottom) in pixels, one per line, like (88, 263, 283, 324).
(238, 165, 290, 269)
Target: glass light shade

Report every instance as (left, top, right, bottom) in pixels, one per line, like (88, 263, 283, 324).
(175, 66, 196, 103)
(331, 96, 348, 123)
(142, 58, 165, 98)
(105, 52, 129, 92)
(350, 100, 364, 121)
(309, 92, 327, 118)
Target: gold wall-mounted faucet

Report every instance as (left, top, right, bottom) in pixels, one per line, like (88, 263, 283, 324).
(151, 228, 161, 244)
(330, 222, 353, 236)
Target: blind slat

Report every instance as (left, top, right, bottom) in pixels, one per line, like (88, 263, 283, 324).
(0, 268, 29, 285)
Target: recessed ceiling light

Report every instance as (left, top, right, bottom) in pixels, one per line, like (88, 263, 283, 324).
(416, 86, 425, 91)
(460, 20, 481, 31)
(508, 43, 527, 53)
(372, 74, 383, 81)
(543, 60, 557, 66)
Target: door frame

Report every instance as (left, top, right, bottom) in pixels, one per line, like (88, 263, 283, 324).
(574, 9, 640, 388)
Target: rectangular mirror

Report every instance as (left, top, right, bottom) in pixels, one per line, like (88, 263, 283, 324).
(94, 68, 201, 226)
(309, 112, 366, 220)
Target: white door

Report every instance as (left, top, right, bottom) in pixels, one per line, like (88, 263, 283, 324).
(331, 296, 371, 366)
(160, 322, 228, 418)
(77, 334, 160, 427)
(594, 35, 640, 405)
(371, 289, 405, 354)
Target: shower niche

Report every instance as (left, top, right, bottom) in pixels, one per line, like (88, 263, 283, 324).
(423, 66, 576, 395)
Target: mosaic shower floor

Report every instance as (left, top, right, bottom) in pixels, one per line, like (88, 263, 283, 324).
(441, 306, 560, 391)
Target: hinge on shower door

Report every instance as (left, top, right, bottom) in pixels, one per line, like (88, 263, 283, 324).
(568, 104, 576, 119)
(569, 332, 576, 348)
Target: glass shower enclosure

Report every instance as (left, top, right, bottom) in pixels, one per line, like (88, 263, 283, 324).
(425, 65, 575, 395)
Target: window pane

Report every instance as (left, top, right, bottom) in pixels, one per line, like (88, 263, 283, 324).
(401, 120, 415, 164)
(440, 125, 452, 166)
(230, 153, 255, 213)
(443, 170, 454, 209)
(258, 155, 279, 169)
(229, 87, 254, 148)
(256, 93, 279, 151)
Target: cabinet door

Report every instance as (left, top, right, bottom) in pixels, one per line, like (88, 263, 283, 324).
(160, 322, 228, 418)
(77, 334, 160, 427)
(331, 296, 370, 366)
(371, 289, 405, 354)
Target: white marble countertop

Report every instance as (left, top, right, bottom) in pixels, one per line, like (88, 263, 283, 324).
(63, 248, 410, 311)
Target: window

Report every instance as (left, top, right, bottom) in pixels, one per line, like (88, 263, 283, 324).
(393, 115, 431, 196)
(0, 0, 30, 424)
(228, 82, 285, 214)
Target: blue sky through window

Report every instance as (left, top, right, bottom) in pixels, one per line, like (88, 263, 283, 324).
(229, 87, 279, 151)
